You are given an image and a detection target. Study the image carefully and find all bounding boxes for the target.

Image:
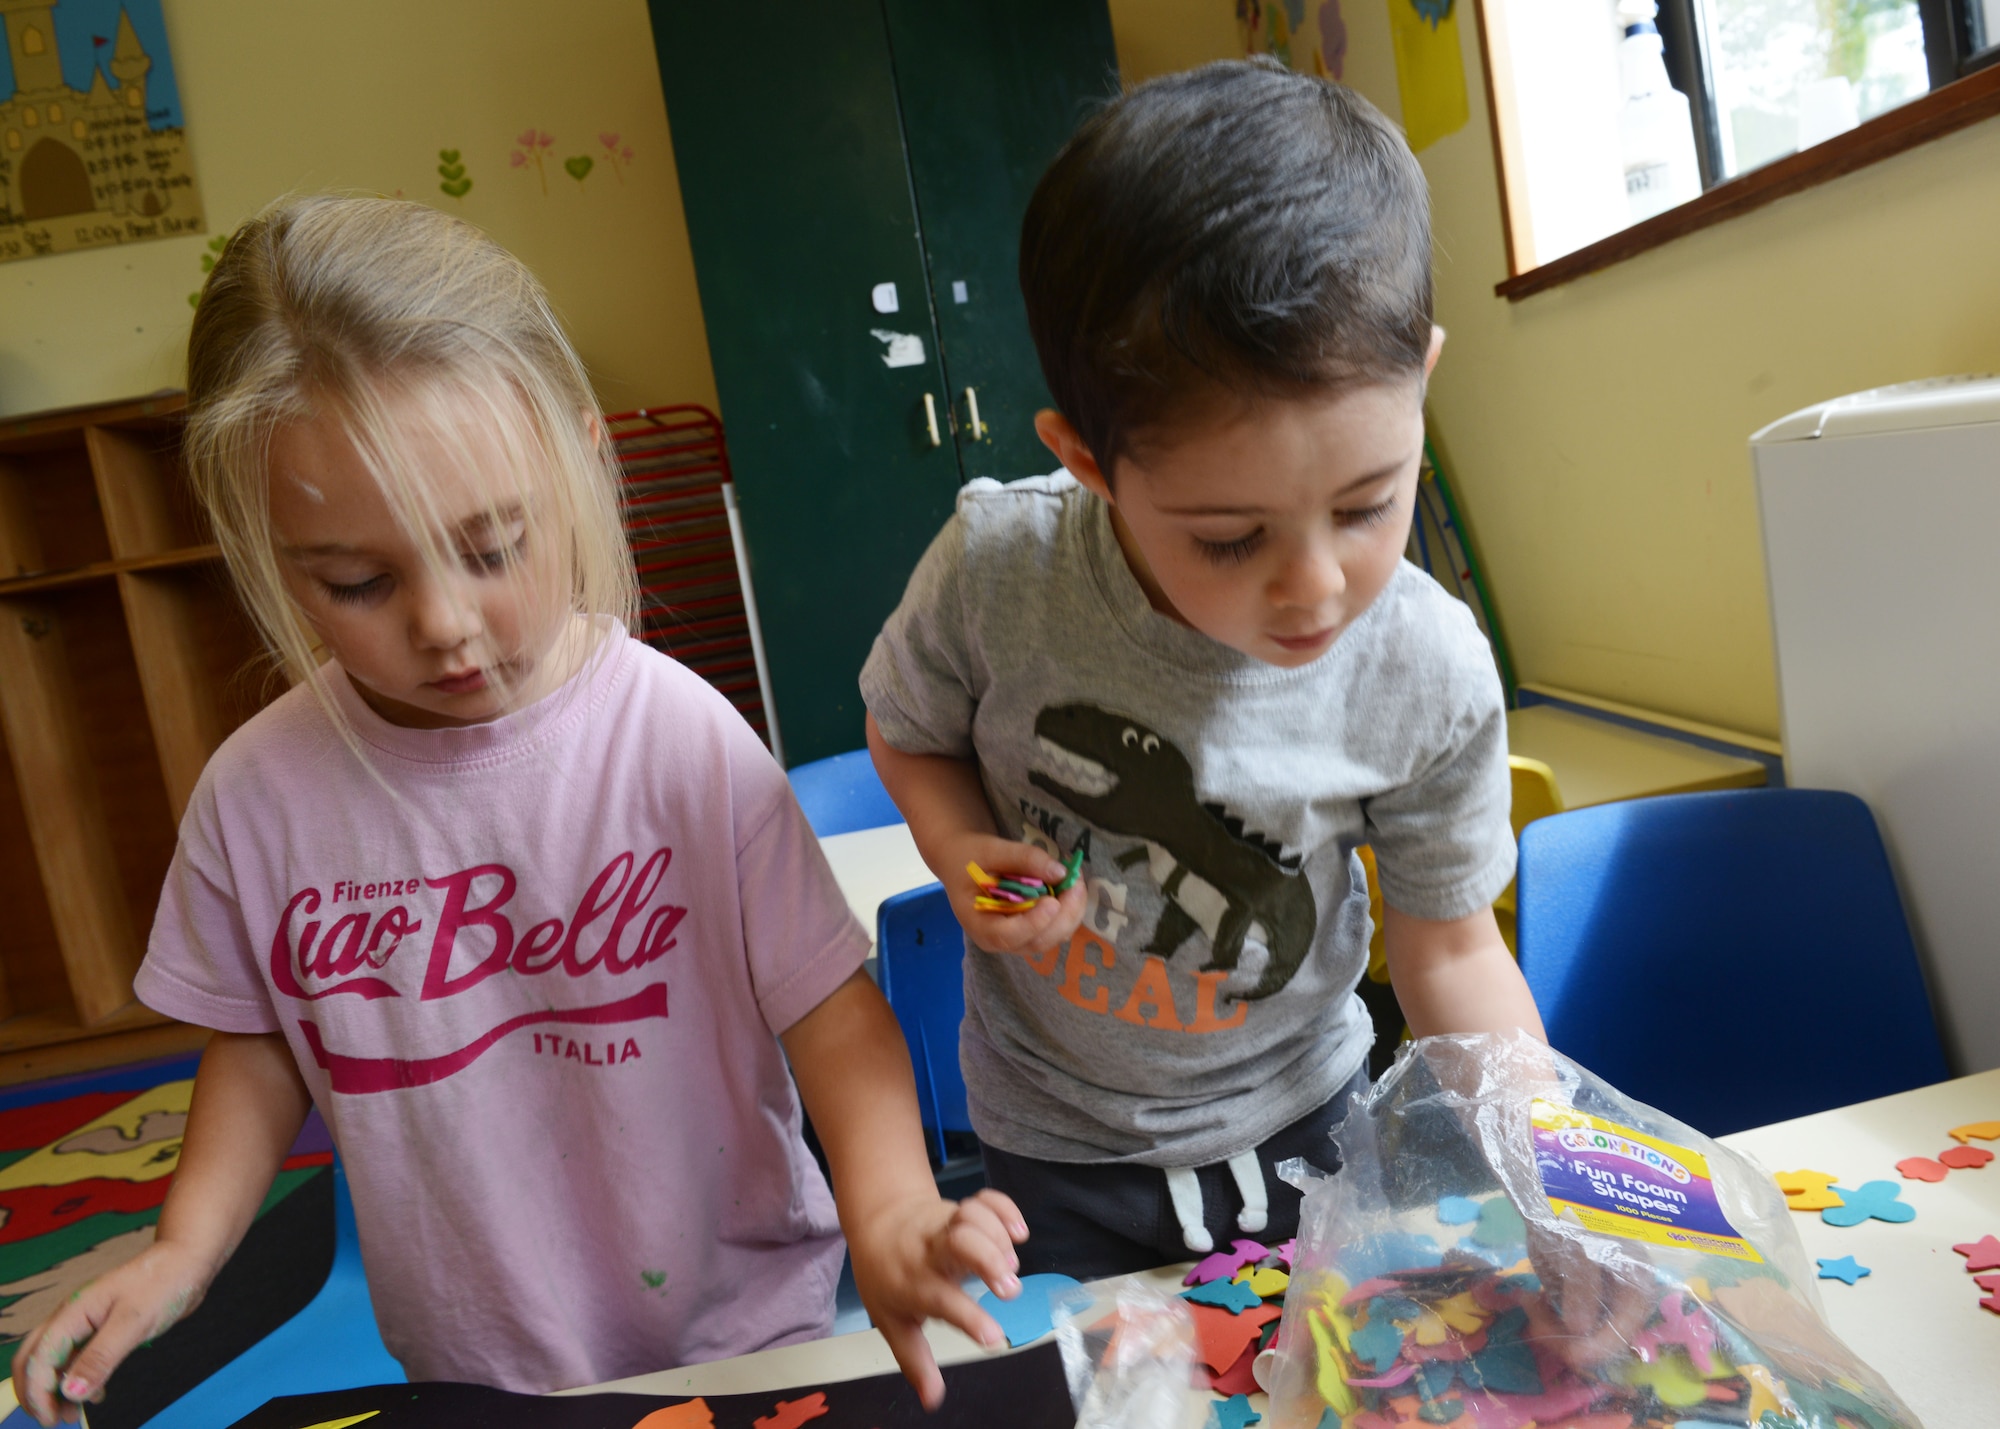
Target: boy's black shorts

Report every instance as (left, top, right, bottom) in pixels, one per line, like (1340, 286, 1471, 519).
(980, 1066, 1370, 1280)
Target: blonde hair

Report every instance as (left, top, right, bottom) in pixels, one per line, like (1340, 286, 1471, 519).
(184, 194, 637, 724)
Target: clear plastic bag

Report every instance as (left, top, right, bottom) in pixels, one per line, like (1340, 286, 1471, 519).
(1265, 1030, 1921, 1429)
(1055, 1278, 1199, 1429)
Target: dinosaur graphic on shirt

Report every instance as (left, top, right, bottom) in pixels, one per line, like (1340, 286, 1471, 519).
(1029, 703, 1317, 1000)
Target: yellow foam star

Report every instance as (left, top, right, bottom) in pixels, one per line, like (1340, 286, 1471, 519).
(1949, 1120, 2000, 1145)
(294, 1415, 380, 1429)
(1773, 1169, 1844, 1211)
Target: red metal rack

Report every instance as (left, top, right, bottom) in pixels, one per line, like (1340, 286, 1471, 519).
(606, 404, 777, 754)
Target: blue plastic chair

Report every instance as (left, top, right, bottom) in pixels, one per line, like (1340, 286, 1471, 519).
(1515, 789, 1948, 1136)
(876, 883, 973, 1163)
(786, 748, 904, 838)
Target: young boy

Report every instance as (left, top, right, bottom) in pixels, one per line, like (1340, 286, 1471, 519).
(860, 59, 1545, 1277)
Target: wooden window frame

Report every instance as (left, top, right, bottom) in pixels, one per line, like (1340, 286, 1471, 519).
(1475, 0, 2000, 302)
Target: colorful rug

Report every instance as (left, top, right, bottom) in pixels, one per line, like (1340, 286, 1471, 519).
(0, 1055, 370, 1428)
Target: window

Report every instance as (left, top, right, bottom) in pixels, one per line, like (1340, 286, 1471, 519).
(20, 26, 44, 56)
(1479, 0, 2000, 281)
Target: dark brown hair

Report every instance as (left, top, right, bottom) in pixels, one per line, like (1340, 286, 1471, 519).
(1020, 58, 1433, 474)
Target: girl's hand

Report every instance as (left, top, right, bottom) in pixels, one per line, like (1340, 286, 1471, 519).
(11, 1240, 212, 1425)
(846, 1188, 1030, 1409)
(942, 835, 1088, 958)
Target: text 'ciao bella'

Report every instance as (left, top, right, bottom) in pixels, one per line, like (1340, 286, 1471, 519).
(270, 848, 688, 1002)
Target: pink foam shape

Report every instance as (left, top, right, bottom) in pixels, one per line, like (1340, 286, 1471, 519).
(1183, 1238, 1270, 1286)
(1345, 1361, 1418, 1389)
(1632, 1291, 1719, 1375)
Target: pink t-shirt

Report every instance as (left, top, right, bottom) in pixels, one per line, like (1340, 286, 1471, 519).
(134, 628, 870, 1392)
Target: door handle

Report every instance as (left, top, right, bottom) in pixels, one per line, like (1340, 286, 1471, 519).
(923, 392, 941, 448)
(964, 387, 986, 441)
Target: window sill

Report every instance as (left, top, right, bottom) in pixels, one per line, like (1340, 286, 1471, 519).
(1495, 59, 2000, 302)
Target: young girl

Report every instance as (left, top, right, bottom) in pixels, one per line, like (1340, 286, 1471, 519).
(10, 196, 1024, 1424)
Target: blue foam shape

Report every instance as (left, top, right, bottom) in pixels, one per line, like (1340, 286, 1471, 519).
(1349, 1314, 1405, 1372)
(1821, 1182, 1915, 1227)
(1208, 1392, 1262, 1429)
(1816, 1254, 1872, 1285)
(1182, 1277, 1264, 1313)
(1437, 1195, 1481, 1225)
(977, 1272, 1083, 1347)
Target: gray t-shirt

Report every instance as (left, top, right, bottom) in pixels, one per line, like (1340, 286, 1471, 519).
(860, 473, 1514, 1168)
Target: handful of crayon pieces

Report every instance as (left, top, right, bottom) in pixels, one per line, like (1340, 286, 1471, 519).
(967, 846, 1085, 914)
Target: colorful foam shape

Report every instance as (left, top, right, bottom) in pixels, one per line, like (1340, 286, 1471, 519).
(1820, 1181, 1915, 1227)
(1207, 1340, 1262, 1396)
(1191, 1301, 1282, 1374)
(1894, 1157, 1948, 1183)
(1975, 1273, 2000, 1292)
(975, 1272, 1082, 1347)
(751, 1392, 827, 1429)
(632, 1404, 713, 1429)
(1773, 1169, 1844, 1211)
(1232, 1264, 1289, 1298)
(1349, 1314, 1406, 1372)
(1982, 1293, 2000, 1318)
(1948, 1121, 2000, 1144)
(1185, 1238, 1271, 1286)
(1208, 1393, 1261, 1429)
(1951, 1234, 2000, 1271)
(1939, 1145, 1994, 1169)
(1471, 1196, 1525, 1250)
(1634, 1290, 1720, 1375)
(1268, 1238, 1296, 1269)
(1816, 1255, 1871, 1286)
(1436, 1195, 1481, 1225)
(1623, 1350, 1708, 1407)
(294, 1415, 381, 1429)
(1184, 1277, 1264, 1314)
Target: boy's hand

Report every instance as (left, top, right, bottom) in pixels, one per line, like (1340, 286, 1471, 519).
(845, 1187, 1030, 1409)
(942, 835, 1088, 957)
(11, 1240, 212, 1424)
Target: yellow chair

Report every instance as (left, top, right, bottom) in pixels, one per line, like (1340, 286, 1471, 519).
(1356, 756, 1562, 1063)
(1493, 755, 1562, 952)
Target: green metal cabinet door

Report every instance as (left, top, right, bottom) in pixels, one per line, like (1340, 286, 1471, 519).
(880, 0, 1120, 482)
(649, 1, 960, 766)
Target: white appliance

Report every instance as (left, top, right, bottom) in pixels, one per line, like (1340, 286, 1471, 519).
(1753, 376, 2000, 1074)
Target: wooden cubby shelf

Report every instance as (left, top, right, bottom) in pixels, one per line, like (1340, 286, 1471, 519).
(0, 394, 269, 1079)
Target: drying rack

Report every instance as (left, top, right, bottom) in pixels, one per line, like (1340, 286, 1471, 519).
(606, 405, 780, 759)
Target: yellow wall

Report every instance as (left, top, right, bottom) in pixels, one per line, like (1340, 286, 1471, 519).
(0, 0, 716, 420)
(1107, 0, 1242, 83)
(1331, 4, 2000, 738)
(19, 1, 1985, 739)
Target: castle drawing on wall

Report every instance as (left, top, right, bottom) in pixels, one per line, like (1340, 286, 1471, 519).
(0, 0, 203, 264)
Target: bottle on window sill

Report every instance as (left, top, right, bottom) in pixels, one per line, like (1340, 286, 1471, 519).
(1617, 0, 1702, 224)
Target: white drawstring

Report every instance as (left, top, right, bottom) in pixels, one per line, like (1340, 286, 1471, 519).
(1165, 1152, 1270, 1252)
(1165, 1166, 1212, 1253)
(1227, 1150, 1269, 1234)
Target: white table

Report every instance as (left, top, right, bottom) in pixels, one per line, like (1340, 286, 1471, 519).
(816, 823, 937, 947)
(567, 1072, 1999, 1427)
(1717, 1067, 2000, 1428)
